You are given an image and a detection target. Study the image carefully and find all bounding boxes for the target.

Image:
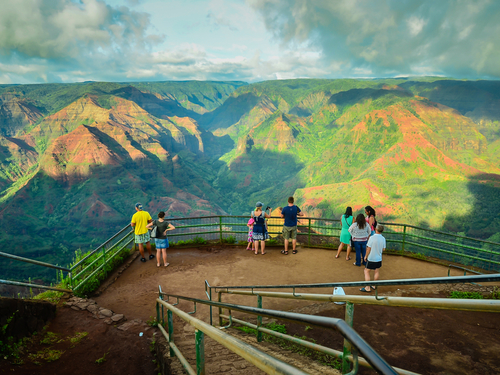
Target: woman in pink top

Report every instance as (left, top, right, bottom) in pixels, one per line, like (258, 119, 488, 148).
(365, 206, 377, 236)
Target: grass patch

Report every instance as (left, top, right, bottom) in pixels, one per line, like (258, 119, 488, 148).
(449, 290, 500, 300)
(40, 332, 62, 345)
(28, 348, 64, 363)
(69, 332, 88, 347)
(146, 317, 159, 327)
(95, 351, 109, 364)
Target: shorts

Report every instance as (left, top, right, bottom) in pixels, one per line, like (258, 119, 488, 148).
(155, 238, 169, 249)
(365, 261, 382, 270)
(135, 232, 150, 244)
(282, 225, 297, 240)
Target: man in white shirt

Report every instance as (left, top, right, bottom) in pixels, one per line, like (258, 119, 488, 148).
(360, 225, 386, 293)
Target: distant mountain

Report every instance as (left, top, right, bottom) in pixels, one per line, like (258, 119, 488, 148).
(1, 78, 499, 282)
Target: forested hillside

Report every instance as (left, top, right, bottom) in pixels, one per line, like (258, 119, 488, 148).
(1, 78, 499, 282)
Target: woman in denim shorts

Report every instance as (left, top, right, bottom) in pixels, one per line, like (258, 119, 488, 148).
(147, 211, 175, 267)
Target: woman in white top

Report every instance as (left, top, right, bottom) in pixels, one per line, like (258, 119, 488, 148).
(348, 213, 371, 267)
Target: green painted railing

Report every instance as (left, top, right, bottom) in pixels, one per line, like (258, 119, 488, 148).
(164, 215, 500, 272)
(157, 286, 400, 375)
(203, 274, 500, 374)
(1, 215, 499, 296)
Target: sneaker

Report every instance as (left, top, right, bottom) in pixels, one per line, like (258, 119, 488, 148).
(149, 254, 155, 260)
(140, 258, 146, 262)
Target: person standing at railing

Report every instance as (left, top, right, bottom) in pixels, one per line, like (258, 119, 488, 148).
(365, 206, 377, 236)
(252, 202, 270, 255)
(348, 213, 371, 267)
(336, 206, 353, 260)
(246, 218, 255, 250)
(147, 211, 176, 267)
(360, 225, 386, 293)
(131, 203, 154, 263)
(280, 196, 304, 255)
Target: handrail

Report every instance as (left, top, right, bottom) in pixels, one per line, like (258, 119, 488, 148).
(218, 314, 417, 375)
(158, 292, 398, 375)
(157, 298, 310, 375)
(71, 224, 133, 269)
(0, 279, 71, 293)
(218, 290, 500, 313)
(210, 274, 500, 291)
(0, 251, 71, 272)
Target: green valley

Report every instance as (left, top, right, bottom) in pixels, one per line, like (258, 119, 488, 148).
(1, 78, 499, 282)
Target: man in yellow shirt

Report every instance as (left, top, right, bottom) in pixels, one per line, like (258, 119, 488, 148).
(131, 203, 154, 262)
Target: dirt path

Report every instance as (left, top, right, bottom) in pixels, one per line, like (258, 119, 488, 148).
(95, 245, 466, 322)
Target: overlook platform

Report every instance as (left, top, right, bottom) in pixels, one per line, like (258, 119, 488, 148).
(92, 245, 500, 375)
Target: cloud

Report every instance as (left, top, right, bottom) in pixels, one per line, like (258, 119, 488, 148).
(0, 0, 162, 83)
(248, 0, 500, 78)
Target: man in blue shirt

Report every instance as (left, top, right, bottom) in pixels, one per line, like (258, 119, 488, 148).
(280, 196, 304, 255)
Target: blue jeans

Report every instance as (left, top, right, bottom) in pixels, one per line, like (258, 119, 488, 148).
(353, 240, 368, 266)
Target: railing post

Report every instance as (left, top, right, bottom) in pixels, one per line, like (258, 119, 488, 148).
(209, 288, 213, 326)
(308, 218, 311, 247)
(195, 329, 205, 375)
(218, 291, 223, 327)
(257, 295, 263, 342)
(156, 301, 160, 326)
(219, 216, 223, 243)
(402, 225, 407, 253)
(167, 310, 175, 357)
(342, 302, 354, 374)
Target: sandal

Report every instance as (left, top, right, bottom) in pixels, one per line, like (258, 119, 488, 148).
(281, 250, 288, 255)
(335, 254, 339, 259)
(360, 287, 371, 293)
(346, 257, 351, 261)
(165, 263, 170, 267)
(140, 258, 146, 263)
(261, 252, 266, 255)
(292, 250, 298, 254)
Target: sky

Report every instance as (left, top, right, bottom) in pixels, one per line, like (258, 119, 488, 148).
(0, 0, 499, 84)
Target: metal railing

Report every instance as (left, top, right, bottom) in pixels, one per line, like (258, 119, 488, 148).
(156, 287, 400, 375)
(0, 224, 135, 296)
(162, 215, 500, 272)
(2, 215, 499, 295)
(204, 274, 500, 374)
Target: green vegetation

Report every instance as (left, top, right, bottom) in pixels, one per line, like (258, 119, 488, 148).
(449, 289, 500, 300)
(146, 317, 160, 327)
(171, 236, 208, 247)
(95, 351, 109, 364)
(1, 78, 500, 284)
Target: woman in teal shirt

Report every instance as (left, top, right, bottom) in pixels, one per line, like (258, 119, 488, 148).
(336, 207, 353, 260)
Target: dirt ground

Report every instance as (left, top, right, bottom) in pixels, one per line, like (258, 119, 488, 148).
(2, 244, 499, 374)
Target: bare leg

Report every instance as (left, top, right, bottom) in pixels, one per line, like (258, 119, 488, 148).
(284, 239, 289, 253)
(364, 268, 372, 291)
(346, 244, 352, 260)
(162, 249, 168, 266)
(138, 243, 145, 258)
(261, 241, 266, 254)
(374, 269, 380, 283)
(254, 240, 258, 254)
(156, 247, 161, 266)
(292, 239, 297, 252)
(146, 241, 152, 256)
(336, 242, 344, 258)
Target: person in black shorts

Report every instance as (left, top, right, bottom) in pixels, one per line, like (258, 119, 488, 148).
(360, 225, 386, 293)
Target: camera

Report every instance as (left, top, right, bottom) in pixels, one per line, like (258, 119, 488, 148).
(266, 206, 271, 211)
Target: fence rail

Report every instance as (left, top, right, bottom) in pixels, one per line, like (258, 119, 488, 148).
(1, 215, 499, 295)
(157, 289, 399, 375)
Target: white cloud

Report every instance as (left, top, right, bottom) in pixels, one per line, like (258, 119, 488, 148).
(249, 0, 500, 78)
(407, 17, 426, 36)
